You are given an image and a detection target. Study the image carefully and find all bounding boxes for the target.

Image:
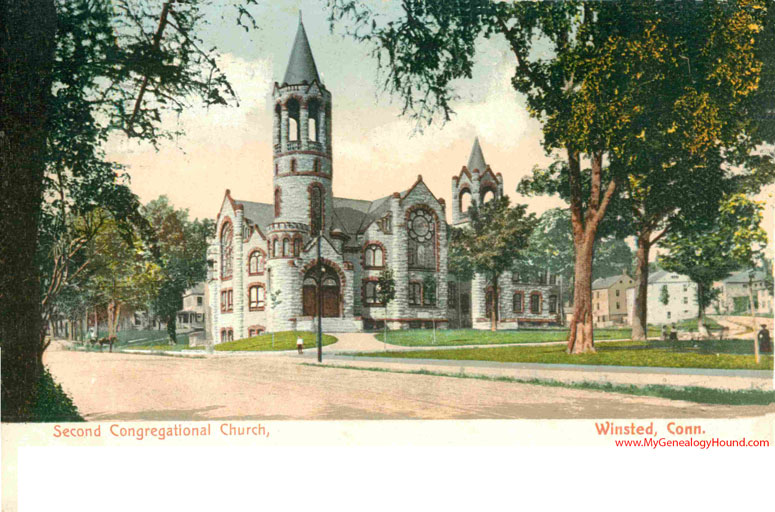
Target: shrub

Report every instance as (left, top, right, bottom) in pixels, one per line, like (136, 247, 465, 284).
(31, 368, 84, 422)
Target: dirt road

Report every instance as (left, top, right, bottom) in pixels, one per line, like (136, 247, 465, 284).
(45, 344, 773, 421)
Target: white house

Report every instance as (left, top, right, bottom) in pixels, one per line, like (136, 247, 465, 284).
(626, 270, 697, 326)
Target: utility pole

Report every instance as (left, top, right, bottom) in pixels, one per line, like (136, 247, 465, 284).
(317, 192, 323, 363)
(748, 270, 759, 364)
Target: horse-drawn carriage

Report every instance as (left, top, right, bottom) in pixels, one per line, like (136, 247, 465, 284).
(89, 335, 117, 352)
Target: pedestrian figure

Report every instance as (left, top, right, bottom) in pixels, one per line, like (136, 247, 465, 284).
(757, 324, 772, 354)
(661, 325, 667, 342)
(669, 323, 678, 342)
(297, 335, 304, 355)
(89, 327, 97, 347)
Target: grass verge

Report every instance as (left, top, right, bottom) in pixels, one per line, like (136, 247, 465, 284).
(303, 363, 775, 406)
(356, 340, 774, 370)
(374, 327, 659, 347)
(671, 317, 722, 332)
(215, 331, 338, 351)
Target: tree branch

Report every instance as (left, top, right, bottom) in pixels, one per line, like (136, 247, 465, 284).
(126, 1, 173, 134)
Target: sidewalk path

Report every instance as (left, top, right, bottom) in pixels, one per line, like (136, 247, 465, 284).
(310, 354, 774, 391)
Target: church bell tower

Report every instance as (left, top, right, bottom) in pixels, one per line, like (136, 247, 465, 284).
(270, 15, 333, 246)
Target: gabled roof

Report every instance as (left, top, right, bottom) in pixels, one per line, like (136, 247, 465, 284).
(282, 15, 321, 85)
(467, 137, 487, 172)
(233, 199, 274, 236)
(331, 197, 373, 235)
(592, 274, 626, 290)
(648, 270, 691, 284)
(723, 269, 769, 284)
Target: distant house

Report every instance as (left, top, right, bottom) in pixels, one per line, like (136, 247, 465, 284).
(592, 272, 635, 326)
(178, 283, 205, 330)
(626, 270, 697, 326)
(717, 270, 772, 314)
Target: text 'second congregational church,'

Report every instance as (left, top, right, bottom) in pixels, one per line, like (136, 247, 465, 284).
(208, 17, 561, 342)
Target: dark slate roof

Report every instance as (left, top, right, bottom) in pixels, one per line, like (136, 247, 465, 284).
(234, 196, 393, 238)
(332, 197, 373, 235)
(723, 269, 769, 284)
(467, 137, 487, 171)
(234, 200, 274, 235)
(282, 16, 321, 85)
(592, 275, 625, 290)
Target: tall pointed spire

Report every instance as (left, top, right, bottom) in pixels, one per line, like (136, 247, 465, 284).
(467, 137, 487, 171)
(282, 13, 321, 85)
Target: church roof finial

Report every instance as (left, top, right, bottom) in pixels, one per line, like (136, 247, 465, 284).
(467, 136, 487, 172)
(282, 13, 321, 85)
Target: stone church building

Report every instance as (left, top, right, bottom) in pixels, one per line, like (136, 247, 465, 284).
(207, 18, 560, 343)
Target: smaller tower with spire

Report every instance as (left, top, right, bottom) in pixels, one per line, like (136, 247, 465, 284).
(451, 137, 504, 225)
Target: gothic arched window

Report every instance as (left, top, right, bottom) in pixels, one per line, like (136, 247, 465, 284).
(294, 237, 302, 257)
(220, 221, 233, 279)
(248, 250, 264, 275)
(407, 208, 436, 270)
(459, 188, 472, 213)
(308, 99, 320, 142)
(274, 187, 281, 217)
(287, 98, 300, 142)
(282, 238, 290, 257)
(364, 244, 385, 268)
(272, 238, 279, 258)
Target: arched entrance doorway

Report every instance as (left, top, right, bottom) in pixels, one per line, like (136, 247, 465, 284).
(302, 265, 341, 317)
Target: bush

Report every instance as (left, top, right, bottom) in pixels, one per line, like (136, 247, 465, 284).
(31, 368, 84, 422)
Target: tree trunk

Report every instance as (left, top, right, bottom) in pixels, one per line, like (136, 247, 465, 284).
(695, 282, 709, 337)
(107, 300, 117, 337)
(167, 314, 177, 344)
(0, 0, 58, 421)
(631, 232, 651, 341)
(567, 236, 596, 354)
(565, 149, 616, 354)
(490, 272, 498, 332)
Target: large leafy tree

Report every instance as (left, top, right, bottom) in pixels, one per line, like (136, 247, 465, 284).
(451, 196, 536, 331)
(144, 196, 214, 344)
(659, 194, 768, 336)
(515, 207, 632, 305)
(1, 0, 258, 420)
(329, 0, 770, 353)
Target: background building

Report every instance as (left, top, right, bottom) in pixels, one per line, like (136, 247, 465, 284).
(450, 140, 561, 330)
(626, 270, 697, 326)
(592, 272, 634, 326)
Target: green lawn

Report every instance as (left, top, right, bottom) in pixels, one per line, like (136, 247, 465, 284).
(670, 317, 722, 331)
(374, 327, 659, 347)
(357, 340, 774, 370)
(215, 331, 338, 352)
